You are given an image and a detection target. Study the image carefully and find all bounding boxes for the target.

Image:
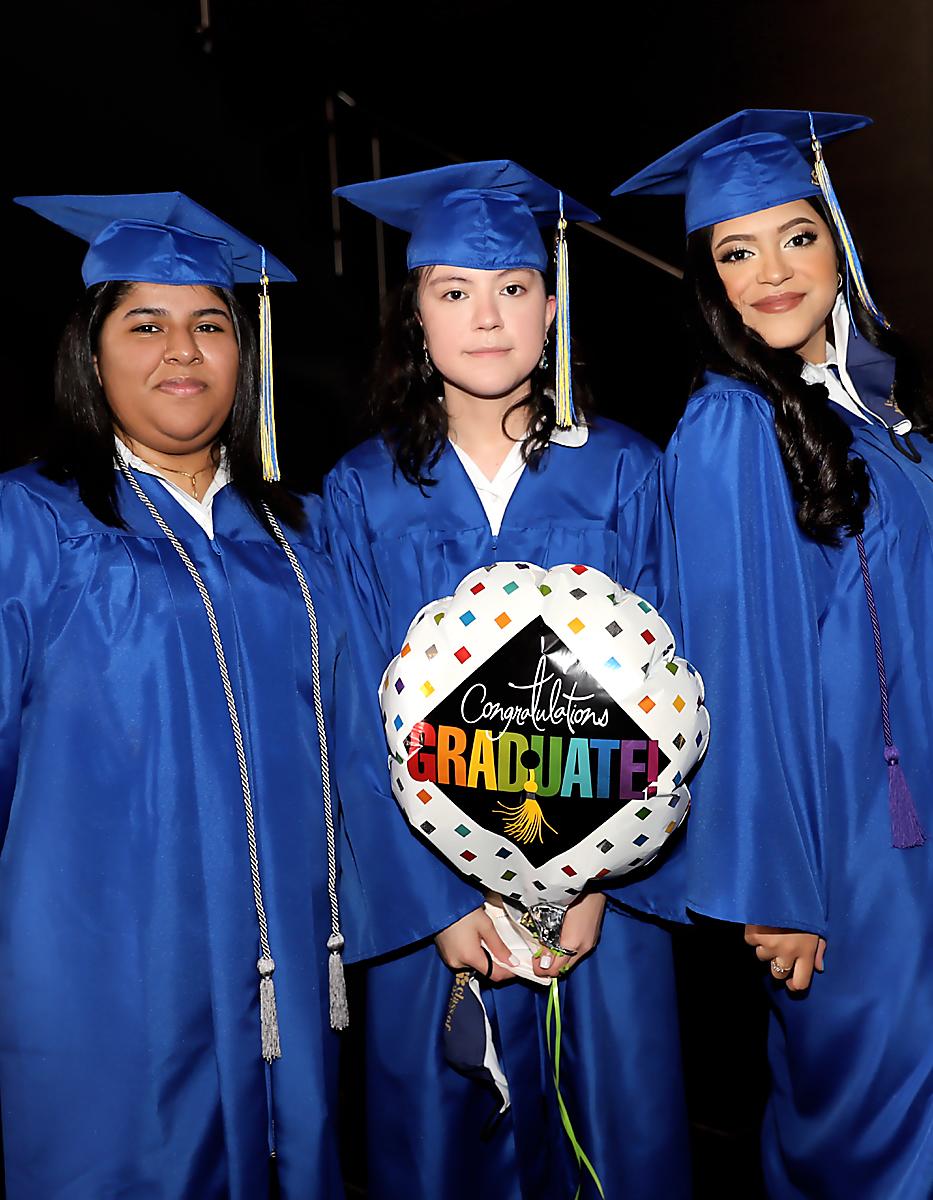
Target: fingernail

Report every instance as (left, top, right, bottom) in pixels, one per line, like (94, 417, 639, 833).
(540, 955, 552, 969)
(508, 955, 520, 967)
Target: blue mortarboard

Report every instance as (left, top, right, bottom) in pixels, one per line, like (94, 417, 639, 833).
(13, 192, 296, 288)
(334, 160, 598, 272)
(15, 191, 296, 480)
(335, 161, 597, 429)
(612, 109, 870, 234)
(612, 108, 887, 328)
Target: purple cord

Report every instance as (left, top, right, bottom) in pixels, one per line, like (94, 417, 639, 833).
(855, 533, 925, 848)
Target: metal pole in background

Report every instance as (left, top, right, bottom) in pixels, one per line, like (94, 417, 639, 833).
(326, 96, 343, 277)
(371, 133, 386, 304)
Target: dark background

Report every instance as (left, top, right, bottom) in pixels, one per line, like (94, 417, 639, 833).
(7, 3, 931, 1195)
(8, 0, 932, 481)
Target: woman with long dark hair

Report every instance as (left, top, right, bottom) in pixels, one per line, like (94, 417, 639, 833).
(615, 110, 933, 1198)
(2, 193, 348, 1198)
(325, 162, 691, 1200)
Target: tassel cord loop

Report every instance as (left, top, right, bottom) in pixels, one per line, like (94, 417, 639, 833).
(263, 505, 349, 1031)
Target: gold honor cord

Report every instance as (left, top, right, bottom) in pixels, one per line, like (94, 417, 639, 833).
(808, 116, 889, 329)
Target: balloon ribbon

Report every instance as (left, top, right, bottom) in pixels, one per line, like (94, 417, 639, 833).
(545, 978, 606, 1199)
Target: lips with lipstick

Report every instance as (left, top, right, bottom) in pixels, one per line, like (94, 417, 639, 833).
(751, 292, 805, 314)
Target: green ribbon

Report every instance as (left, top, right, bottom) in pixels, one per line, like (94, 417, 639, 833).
(545, 977, 606, 1199)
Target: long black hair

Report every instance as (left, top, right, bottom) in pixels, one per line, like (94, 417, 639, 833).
(42, 280, 306, 532)
(369, 268, 594, 488)
(684, 198, 931, 546)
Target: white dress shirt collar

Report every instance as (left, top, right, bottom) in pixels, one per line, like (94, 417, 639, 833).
(450, 420, 588, 537)
(114, 436, 231, 539)
(800, 295, 911, 434)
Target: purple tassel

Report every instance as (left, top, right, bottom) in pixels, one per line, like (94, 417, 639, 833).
(885, 746, 926, 849)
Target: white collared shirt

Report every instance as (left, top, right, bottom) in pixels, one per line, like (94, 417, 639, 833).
(800, 295, 911, 434)
(114, 437, 231, 539)
(450, 422, 589, 537)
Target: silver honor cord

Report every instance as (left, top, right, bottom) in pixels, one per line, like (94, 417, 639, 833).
(261, 504, 348, 1031)
(120, 465, 346, 1066)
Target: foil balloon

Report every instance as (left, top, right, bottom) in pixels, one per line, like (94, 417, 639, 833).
(380, 562, 709, 950)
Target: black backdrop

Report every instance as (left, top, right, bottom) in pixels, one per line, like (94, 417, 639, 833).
(6, 3, 932, 1194)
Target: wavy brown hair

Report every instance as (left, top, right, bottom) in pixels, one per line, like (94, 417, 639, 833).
(684, 198, 930, 545)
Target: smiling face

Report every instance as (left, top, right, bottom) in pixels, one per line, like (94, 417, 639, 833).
(711, 200, 839, 363)
(95, 282, 240, 456)
(418, 266, 556, 408)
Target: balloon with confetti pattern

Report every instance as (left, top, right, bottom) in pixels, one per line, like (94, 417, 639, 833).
(380, 562, 709, 950)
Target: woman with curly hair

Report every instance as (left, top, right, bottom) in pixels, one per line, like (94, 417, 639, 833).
(615, 110, 933, 1198)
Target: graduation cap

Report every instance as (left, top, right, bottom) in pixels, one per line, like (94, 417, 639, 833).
(612, 109, 887, 327)
(15, 191, 295, 479)
(335, 161, 600, 428)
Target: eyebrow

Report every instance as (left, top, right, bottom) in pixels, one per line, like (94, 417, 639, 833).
(122, 306, 231, 319)
(425, 267, 532, 287)
(713, 216, 817, 251)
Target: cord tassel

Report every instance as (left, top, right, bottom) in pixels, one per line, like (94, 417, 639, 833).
(854, 533, 925, 849)
(328, 934, 350, 1031)
(554, 191, 575, 430)
(809, 114, 888, 330)
(258, 956, 282, 1062)
(258, 248, 281, 482)
(886, 746, 926, 849)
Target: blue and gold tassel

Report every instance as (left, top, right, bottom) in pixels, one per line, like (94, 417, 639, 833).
(258, 247, 281, 482)
(808, 113, 889, 331)
(554, 192, 576, 430)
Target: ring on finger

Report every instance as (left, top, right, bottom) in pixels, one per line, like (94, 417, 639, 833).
(770, 959, 792, 975)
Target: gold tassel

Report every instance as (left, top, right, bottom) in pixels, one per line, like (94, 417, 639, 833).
(494, 770, 558, 844)
(553, 192, 575, 430)
(258, 261, 281, 482)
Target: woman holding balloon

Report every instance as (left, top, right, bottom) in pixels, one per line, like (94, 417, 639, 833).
(326, 161, 697, 1200)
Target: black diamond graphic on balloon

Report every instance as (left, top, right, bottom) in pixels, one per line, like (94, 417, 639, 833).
(407, 615, 669, 868)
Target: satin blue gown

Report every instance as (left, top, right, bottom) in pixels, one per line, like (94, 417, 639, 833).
(0, 466, 347, 1199)
(326, 419, 691, 1200)
(662, 351, 933, 1197)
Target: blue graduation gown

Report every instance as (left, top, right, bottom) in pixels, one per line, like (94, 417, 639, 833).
(325, 420, 691, 1200)
(0, 466, 345, 1199)
(663, 368, 933, 1198)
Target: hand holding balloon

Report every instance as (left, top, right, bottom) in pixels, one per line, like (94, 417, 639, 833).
(434, 907, 520, 983)
(532, 892, 606, 979)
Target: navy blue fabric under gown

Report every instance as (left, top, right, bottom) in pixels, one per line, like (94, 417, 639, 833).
(662, 364, 933, 1198)
(0, 466, 346, 1199)
(325, 420, 691, 1200)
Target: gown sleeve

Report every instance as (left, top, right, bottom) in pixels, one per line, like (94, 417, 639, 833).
(0, 481, 61, 839)
(324, 468, 482, 964)
(662, 386, 830, 936)
(598, 444, 692, 923)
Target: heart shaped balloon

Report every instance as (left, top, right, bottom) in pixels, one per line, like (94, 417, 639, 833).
(380, 563, 708, 939)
